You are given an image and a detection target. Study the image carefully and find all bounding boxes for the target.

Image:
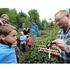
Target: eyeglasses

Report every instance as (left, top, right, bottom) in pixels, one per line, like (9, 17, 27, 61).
(55, 15, 67, 23)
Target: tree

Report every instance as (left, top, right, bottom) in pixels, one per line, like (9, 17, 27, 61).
(16, 11, 30, 29)
(19, 11, 30, 27)
(28, 9, 41, 26)
(41, 19, 48, 30)
(8, 9, 17, 26)
(0, 8, 9, 16)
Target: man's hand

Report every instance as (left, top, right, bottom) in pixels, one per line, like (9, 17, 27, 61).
(52, 39, 65, 50)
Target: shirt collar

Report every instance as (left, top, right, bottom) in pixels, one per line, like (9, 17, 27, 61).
(0, 39, 12, 47)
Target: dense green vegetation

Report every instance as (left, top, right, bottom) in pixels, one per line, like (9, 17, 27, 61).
(0, 8, 60, 63)
(19, 24, 60, 63)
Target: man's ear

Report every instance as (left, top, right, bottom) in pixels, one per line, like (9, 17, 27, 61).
(0, 35, 5, 40)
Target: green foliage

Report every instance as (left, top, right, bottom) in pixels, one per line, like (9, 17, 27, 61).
(28, 9, 39, 21)
(28, 9, 41, 27)
(0, 8, 60, 63)
(25, 46, 59, 63)
(41, 19, 48, 30)
(16, 11, 30, 29)
(0, 8, 9, 16)
(16, 15, 22, 29)
(20, 25, 59, 63)
(8, 9, 17, 26)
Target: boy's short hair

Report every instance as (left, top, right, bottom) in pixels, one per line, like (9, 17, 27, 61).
(0, 25, 16, 36)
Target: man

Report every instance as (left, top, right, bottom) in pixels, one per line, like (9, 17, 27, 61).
(52, 10, 70, 63)
(40, 10, 70, 63)
(0, 14, 9, 25)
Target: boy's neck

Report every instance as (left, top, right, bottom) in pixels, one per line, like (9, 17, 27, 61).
(0, 39, 12, 46)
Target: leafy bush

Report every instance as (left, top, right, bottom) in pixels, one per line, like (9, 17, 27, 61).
(25, 45, 59, 63)
(21, 25, 60, 63)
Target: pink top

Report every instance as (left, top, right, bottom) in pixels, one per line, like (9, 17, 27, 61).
(27, 36, 32, 45)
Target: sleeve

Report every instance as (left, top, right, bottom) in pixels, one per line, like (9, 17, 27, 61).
(64, 45, 70, 52)
(56, 30, 62, 39)
(0, 52, 6, 62)
(0, 47, 7, 63)
(64, 35, 70, 52)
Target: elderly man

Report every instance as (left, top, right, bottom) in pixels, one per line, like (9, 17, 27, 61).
(40, 10, 70, 63)
(52, 10, 70, 63)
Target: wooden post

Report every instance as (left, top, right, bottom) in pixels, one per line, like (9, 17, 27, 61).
(49, 47, 50, 59)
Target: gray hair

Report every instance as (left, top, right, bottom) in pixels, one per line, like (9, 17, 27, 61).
(55, 10, 69, 16)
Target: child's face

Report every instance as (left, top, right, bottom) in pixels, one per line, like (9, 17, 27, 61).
(3, 30, 17, 45)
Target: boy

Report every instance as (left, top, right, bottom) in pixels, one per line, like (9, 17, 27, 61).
(0, 25, 17, 63)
